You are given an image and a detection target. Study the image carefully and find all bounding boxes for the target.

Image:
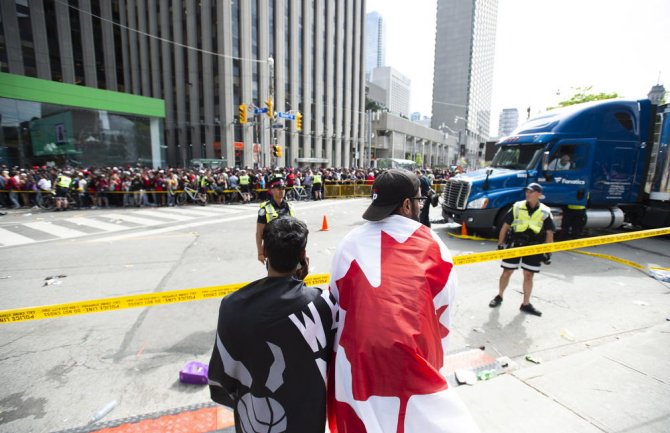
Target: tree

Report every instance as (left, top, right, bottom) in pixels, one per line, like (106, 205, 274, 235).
(551, 86, 619, 109)
(365, 98, 386, 112)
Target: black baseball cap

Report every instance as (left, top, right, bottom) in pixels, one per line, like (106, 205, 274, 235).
(524, 182, 545, 199)
(363, 169, 420, 221)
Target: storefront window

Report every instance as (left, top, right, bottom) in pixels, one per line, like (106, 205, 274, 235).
(0, 97, 164, 168)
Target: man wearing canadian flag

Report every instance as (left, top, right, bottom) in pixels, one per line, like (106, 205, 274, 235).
(328, 169, 479, 433)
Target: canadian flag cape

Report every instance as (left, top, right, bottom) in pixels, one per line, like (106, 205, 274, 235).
(328, 215, 479, 433)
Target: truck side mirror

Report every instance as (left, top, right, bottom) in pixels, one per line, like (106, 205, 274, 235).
(542, 151, 549, 171)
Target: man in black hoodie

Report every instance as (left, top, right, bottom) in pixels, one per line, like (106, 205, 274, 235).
(209, 217, 337, 433)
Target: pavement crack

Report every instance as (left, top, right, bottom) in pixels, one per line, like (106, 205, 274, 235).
(108, 233, 201, 363)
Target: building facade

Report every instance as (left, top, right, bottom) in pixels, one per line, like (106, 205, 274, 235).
(365, 11, 385, 80)
(370, 111, 451, 168)
(369, 66, 410, 117)
(0, 0, 366, 169)
(431, 0, 498, 169)
(497, 107, 519, 138)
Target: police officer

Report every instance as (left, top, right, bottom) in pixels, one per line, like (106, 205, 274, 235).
(489, 183, 555, 316)
(560, 201, 587, 240)
(54, 170, 72, 211)
(256, 174, 296, 264)
(238, 169, 251, 203)
(312, 170, 323, 200)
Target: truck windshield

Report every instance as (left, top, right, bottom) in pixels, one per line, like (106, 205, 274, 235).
(491, 144, 544, 170)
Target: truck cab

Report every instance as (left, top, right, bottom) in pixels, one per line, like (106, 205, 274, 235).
(441, 99, 662, 233)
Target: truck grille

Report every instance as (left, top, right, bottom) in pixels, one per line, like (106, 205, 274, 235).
(442, 179, 471, 210)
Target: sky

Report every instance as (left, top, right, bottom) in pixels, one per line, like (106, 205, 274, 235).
(365, 0, 670, 136)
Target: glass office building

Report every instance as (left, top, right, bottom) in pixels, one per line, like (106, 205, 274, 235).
(0, 0, 366, 169)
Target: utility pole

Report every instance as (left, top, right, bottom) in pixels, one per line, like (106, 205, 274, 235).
(366, 110, 372, 168)
(268, 57, 275, 168)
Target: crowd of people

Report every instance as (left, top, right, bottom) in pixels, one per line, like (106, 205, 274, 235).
(0, 164, 453, 210)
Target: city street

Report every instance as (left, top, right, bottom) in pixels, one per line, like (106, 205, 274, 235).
(0, 199, 669, 433)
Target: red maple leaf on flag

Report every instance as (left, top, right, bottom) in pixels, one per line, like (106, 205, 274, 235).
(333, 226, 453, 433)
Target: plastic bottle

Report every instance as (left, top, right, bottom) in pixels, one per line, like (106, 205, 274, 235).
(89, 400, 118, 424)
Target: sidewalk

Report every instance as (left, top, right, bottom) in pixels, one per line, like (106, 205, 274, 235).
(456, 321, 670, 433)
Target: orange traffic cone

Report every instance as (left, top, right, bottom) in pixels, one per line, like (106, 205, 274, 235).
(460, 222, 468, 236)
(320, 215, 329, 231)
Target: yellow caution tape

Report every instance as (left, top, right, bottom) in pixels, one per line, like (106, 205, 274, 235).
(451, 227, 670, 266)
(0, 273, 329, 324)
(1, 228, 668, 324)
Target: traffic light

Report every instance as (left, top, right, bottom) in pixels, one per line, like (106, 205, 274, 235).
(239, 104, 247, 124)
(296, 112, 303, 131)
(272, 145, 279, 157)
(265, 98, 273, 118)
(276, 145, 282, 157)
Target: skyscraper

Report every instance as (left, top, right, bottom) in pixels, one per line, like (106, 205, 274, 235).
(498, 108, 519, 137)
(365, 11, 386, 79)
(431, 0, 498, 167)
(369, 66, 411, 117)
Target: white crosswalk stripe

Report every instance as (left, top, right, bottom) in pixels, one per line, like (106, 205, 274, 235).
(98, 213, 164, 226)
(132, 209, 193, 221)
(24, 222, 88, 238)
(0, 199, 340, 248)
(0, 227, 37, 246)
(66, 217, 127, 232)
(0, 206, 253, 248)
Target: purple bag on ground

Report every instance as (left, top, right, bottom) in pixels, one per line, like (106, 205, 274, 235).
(179, 361, 209, 385)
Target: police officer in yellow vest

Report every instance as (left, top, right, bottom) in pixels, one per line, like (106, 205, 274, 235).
(55, 170, 73, 211)
(489, 183, 555, 316)
(256, 174, 296, 264)
(560, 199, 587, 240)
(312, 171, 323, 200)
(238, 170, 251, 204)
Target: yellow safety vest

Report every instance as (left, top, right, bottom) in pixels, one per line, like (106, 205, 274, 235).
(313, 174, 322, 184)
(260, 200, 295, 223)
(57, 175, 72, 188)
(511, 200, 551, 234)
(200, 176, 208, 188)
(239, 175, 250, 185)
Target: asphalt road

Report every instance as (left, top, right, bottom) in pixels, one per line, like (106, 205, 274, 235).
(0, 200, 668, 432)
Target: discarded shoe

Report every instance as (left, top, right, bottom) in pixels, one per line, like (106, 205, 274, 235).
(488, 295, 503, 308)
(520, 303, 542, 316)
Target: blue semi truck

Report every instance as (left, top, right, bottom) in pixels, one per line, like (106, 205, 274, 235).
(441, 99, 670, 233)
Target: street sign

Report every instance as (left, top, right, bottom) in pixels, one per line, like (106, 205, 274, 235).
(272, 123, 284, 129)
(253, 107, 268, 115)
(277, 112, 295, 120)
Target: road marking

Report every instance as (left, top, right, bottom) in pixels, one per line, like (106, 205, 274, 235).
(24, 222, 88, 238)
(0, 227, 37, 246)
(133, 209, 193, 221)
(0, 199, 359, 248)
(99, 213, 163, 226)
(66, 217, 127, 232)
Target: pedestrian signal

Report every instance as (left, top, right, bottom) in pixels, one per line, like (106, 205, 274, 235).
(296, 112, 303, 131)
(266, 99, 273, 118)
(239, 104, 247, 124)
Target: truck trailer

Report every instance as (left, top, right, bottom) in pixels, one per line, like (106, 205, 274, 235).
(441, 99, 670, 234)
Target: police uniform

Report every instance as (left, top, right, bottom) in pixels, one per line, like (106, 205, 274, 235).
(239, 173, 251, 193)
(501, 199, 555, 272)
(257, 198, 295, 224)
(55, 174, 72, 198)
